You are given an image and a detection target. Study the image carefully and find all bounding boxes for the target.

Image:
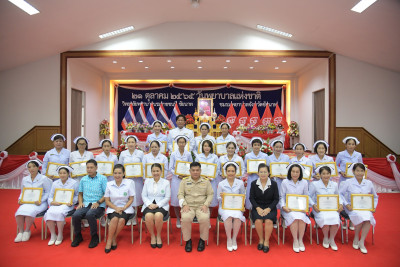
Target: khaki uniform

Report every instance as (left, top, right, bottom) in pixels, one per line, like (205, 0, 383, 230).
(178, 176, 214, 241)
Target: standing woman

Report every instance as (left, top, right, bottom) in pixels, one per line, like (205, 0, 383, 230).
(249, 163, 279, 253)
(217, 162, 246, 251)
(219, 142, 245, 180)
(336, 136, 363, 184)
(118, 135, 144, 216)
(309, 166, 343, 250)
(145, 120, 168, 152)
(44, 166, 79, 246)
(194, 122, 216, 157)
(268, 140, 290, 192)
(104, 164, 135, 253)
(216, 122, 237, 151)
(290, 143, 312, 166)
(339, 163, 378, 254)
(15, 160, 52, 242)
(280, 164, 311, 253)
(70, 136, 94, 181)
(195, 139, 221, 212)
(169, 135, 193, 228)
(244, 137, 270, 210)
(141, 163, 171, 248)
(95, 139, 119, 181)
(309, 140, 334, 180)
(42, 134, 70, 179)
(167, 114, 195, 152)
(142, 140, 169, 179)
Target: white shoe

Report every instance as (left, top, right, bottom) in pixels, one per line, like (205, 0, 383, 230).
(273, 224, 277, 229)
(82, 219, 89, 227)
(131, 218, 137, 226)
(227, 239, 233, 252)
(14, 233, 23, 243)
(100, 217, 106, 227)
(251, 224, 255, 229)
(293, 241, 300, 253)
(299, 240, 305, 252)
(352, 241, 359, 250)
(48, 239, 56, 246)
(349, 225, 355, 231)
(359, 246, 367, 254)
(227, 245, 233, 252)
(22, 231, 31, 242)
(232, 240, 238, 251)
(126, 219, 132, 226)
(342, 225, 347, 230)
(176, 221, 181, 229)
(55, 236, 63, 245)
(322, 239, 329, 249)
(330, 240, 338, 251)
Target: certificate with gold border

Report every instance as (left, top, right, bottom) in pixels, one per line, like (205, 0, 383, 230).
(54, 188, 74, 205)
(124, 163, 143, 178)
(316, 162, 338, 177)
(317, 194, 339, 211)
(173, 141, 190, 152)
(20, 187, 43, 204)
(46, 162, 65, 178)
(97, 161, 114, 176)
(160, 141, 167, 154)
(247, 159, 267, 174)
(301, 164, 313, 180)
(286, 194, 309, 212)
(351, 194, 374, 211)
(270, 162, 289, 177)
(174, 161, 191, 176)
(199, 162, 217, 178)
(145, 163, 165, 178)
(221, 161, 242, 177)
(222, 193, 245, 211)
(69, 161, 88, 178)
(215, 142, 228, 156)
(345, 163, 368, 178)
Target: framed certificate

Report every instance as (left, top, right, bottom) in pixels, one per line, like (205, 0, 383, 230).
(145, 163, 165, 178)
(221, 161, 242, 177)
(54, 189, 74, 205)
(45, 162, 65, 178)
(174, 161, 191, 176)
(270, 162, 289, 177)
(199, 162, 217, 178)
(20, 187, 43, 204)
(221, 193, 245, 211)
(173, 141, 190, 152)
(247, 159, 267, 174)
(345, 163, 368, 178)
(315, 162, 338, 177)
(124, 163, 143, 178)
(301, 164, 313, 180)
(69, 161, 88, 178)
(215, 142, 228, 155)
(317, 194, 340, 211)
(160, 141, 167, 154)
(351, 194, 374, 211)
(286, 194, 309, 212)
(97, 161, 114, 176)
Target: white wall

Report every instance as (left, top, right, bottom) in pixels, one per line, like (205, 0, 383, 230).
(336, 55, 400, 154)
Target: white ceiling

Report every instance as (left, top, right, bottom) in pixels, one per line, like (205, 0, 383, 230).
(1, 0, 399, 72)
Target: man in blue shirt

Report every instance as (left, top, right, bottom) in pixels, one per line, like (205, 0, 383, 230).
(71, 159, 107, 248)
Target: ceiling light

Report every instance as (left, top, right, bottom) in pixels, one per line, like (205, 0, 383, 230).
(275, 67, 279, 70)
(254, 59, 259, 63)
(8, 0, 39, 15)
(167, 60, 172, 63)
(171, 66, 175, 69)
(226, 60, 231, 63)
(198, 66, 203, 69)
(145, 66, 149, 69)
(282, 60, 287, 63)
(99, 26, 134, 39)
(113, 61, 117, 64)
(256, 24, 293, 38)
(249, 67, 254, 69)
(223, 66, 228, 69)
(138, 60, 143, 63)
(197, 59, 202, 63)
(121, 67, 125, 70)
(351, 0, 377, 13)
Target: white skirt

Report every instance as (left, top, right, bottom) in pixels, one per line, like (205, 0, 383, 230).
(348, 210, 376, 226)
(170, 175, 182, 207)
(312, 210, 340, 228)
(44, 205, 74, 222)
(218, 208, 245, 222)
(15, 203, 48, 217)
(282, 211, 311, 226)
(209, 176, 222, 208)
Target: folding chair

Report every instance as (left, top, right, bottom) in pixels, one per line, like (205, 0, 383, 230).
(248, 211, 279, 245)
(104, 213, 137, 244)
(140, 212, 172, 245)
(216, 214, 247, 246)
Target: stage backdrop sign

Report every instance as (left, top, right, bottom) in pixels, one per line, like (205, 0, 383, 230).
(117, 85, 282, 131)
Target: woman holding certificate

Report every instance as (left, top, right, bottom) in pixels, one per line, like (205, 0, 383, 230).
(268, 140, 290, 192)
(69, 136, 94, 181)
(44, 166, 79, 246)
(216, 122, 237, 147)
(219, 142, 245, 179)
(335, 136, 363, 184)
(42, 134, 70, 179)
(244, 137, 270, 210)
(339, 163, 378, 254)
(309, 140, 334, 180)
(309, 166, 343, 250)
(169, 135, 193, 228)
(141, 163, 171, 248)
(249, 163, 279, 253)
(193, 123, 216, 157)
(95, 139, 119, 181)
(142, 140, 169, 179)
(217, 162, 246, 251)
(280, 163, 310, 253)
(15, 160, 52, 242)
(145, 121, 167, 152)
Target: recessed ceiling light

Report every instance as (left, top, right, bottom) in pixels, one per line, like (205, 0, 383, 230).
(223, 66, 228, 69)
(282, 60, 287, 63)
(121, 67, 125, 70)
(198, 66, 203, 69)
(275, 67, 279, 70)
(145, 66, 149, 69)
(171, 66, 175, 69)
(98, 26, 134, 39)
(249, 66, 254, 69)
(197, 60, 202, 63)
(167, 60, 172, 63)
(254, 59, 259, 63)
(226, 60, 231, 63)
(138, 60, 143, 63)
(113, 60, 117, 64)
(256, 24, 293, 38)
(8, 0, 40, 15)
(351, 0, 377, 13)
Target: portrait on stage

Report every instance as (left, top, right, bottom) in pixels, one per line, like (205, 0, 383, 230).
(198, 98, 213, 117)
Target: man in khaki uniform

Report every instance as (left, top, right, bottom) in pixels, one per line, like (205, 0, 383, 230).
(178, 162, 213, 252)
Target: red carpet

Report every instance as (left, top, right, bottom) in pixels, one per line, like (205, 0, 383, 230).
(1, 190, 399, 267)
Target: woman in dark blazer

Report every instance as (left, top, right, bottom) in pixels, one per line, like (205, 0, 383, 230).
(250, 163, 279, 253)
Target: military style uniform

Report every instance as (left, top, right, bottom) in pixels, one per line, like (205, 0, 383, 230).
(178, 176, 214, 241)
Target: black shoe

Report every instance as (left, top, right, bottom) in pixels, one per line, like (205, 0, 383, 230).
(257, 243, 264, 250)
(151, 243, 157, 248)
(263, 246, 270, 253)
(105, 248, 111, 253)
(156, 242, 163, 248)
(111, 244, 117, 250)
(88, 234, 99, 248)
(185, 239, 192, 252)
(71, 234, 83, 247)
(197, 238, 205, 252)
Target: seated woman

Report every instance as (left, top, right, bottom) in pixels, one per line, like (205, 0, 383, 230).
(44, 166, 79, 246)
(217, 162, 246, 252)
(15, 160, 52, 242)
(141, 163, 171, 248)
(280, 164, 311, 253)
(309, 166, 343, 251)
(104, 164, 135, 253)
(249, 163, 279, 253)
(339, 163, 378, 254)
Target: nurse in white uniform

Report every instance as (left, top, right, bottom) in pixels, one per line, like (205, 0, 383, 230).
(44, 166, 79, 246)
(42, 134, 70, 179)
(335, 136, 363, 184)
(95, 139, 119, 181)
(309, 165, 343, 250)
(309, 140, 334, 180)
(216, 122, 237, 148)
(280, 164, 311, 253)
(14, 160, 52, 242)
(193, 122, 216, 157)
(145, 120, 168, 152)
(244, 137, 270, 209)
(219, 142, 245, 180)
(167, 114, 195, 152)
(142, 140, 169, 179)
(169, 135, 193, 228)
(339, 163, 378, 254)
(70, 136, 94, 181)
(268, 140, 290, 193)
(290, 143, 312, 166)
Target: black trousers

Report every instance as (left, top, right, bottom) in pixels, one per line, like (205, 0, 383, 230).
(72, 204, 104, 236)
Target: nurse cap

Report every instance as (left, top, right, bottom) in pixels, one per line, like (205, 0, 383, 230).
(313, 140, 329, 149)
(73, 136, 89, 144)
(151, 120, 163, 128)
(315, 165, 335, 174)
(50, 134, 66, 141)
(342, 136, 360, 145)
(293, 143, 307, 151)
(199, 122, 211, 129)
(250, 137, 263, 145)
(270, 140, 284, 147)
(223, 161, 240, 172)
(347, 162, 366, 171)
(56, 165, 74, 174)
(219, 122, 231, 129)
(99, 139, 113, 147)
(286, 163, 305, 173)
(149, 140, 163, 148)
(125, 135, 139, 143)
(25, 159, 42, 168)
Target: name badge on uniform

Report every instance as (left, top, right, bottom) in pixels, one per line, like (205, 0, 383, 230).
(161, 189, 165, 194)
(186, 182, 192, 185)
(124, 192, 127, 196)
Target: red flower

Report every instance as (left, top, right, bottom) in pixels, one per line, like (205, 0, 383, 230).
(0, 152, 4, 158)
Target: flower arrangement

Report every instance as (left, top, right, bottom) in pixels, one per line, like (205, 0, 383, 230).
(185, 114, 195, 124)
(247, 124, 256, 133)
(237, 143, 248, 159)
(267, 123, 276, 130)
(277, 123, 284, 130)
(256, 125, 267, 134)
(99, 119, 110, 136)
(237, 124, 247, 132)
(161, 122, 170, 133)
(261, 140, 273, 155)
(126, 122, 135, 131)
(117, 138, 126, 158)
(288, 121, 299, 137)
(215, 114, 226, 124)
